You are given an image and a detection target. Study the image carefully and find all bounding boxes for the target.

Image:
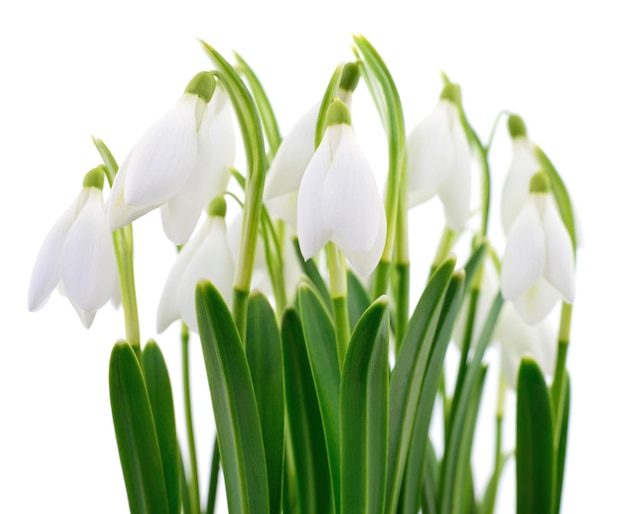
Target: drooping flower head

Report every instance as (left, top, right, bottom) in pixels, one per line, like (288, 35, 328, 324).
(501, 171, 576, 324)
(28, 167, 117, 328)
(406, 82, 472, 232)
(108, 72, 235, 245)
(264, 63, 360, 225)
(296, 98, 386, 276)
(156, 196, 235, 333)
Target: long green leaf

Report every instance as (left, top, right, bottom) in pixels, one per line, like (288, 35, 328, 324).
(109, 341, 169, 514)
(340, 297, 389, 514)
(439, 294, 504, 514)
(554, 373, 570, 514)
(385, 257, 456, 514)
(297, 283, 341, 512)
(282, 308, 334, 514)
(516, 357, 554, 514)
(196, 280, 269, 514)
(246, 292, 285, 514)
(142, 341, 180, 514)
(421, 441, 439, 514)
(292, 238, 332, 312)
(347, 269, 371, 331)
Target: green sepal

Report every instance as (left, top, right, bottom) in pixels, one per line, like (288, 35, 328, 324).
(246, 292, 285, 514)
(195, 280, 270, 514)
(109, 341, 169, 514)
(340, 297, 390, 514)
(516, 357, 554, 514)
(282, 308, 334, 514)
(297, 283, 341, 512)
(142, 340, 181, 514)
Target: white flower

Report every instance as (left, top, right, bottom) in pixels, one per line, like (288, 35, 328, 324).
(406, 88, 472, 232)
(496, 303, 556, 389)
(156, 210, 234, 334)
(108, 74, 235, 245)
(28, 181, 117, 328)
(296, 100, 386, 277)
(501, 180, 576, 324)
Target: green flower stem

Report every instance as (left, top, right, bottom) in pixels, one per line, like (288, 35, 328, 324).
(483, 373, 507, 514)
(430, 227, 458, 277)
(552, 301, 573, 444)
(181, 323, 201, 514)
(112, 226, 141, 356)
(469, 126, 492, 237)
(207, 436, 221, 514)
(393, 164, 410, 352)
(326, 243, 350, 366)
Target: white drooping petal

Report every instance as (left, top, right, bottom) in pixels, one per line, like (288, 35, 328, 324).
(161, 89, 235, 244)
(28, 194, 79, 311)
(156, 222, 209, 333)
(406, 101, 455, 201)
(124, 94, 200, 206)
(178, 218, 234, 332)
(264, 102, 319, 201)
(297, 130, 334, 260)
(542, 197, 576, 303)
(512, 277, 561, 325)
(61, 188, 116, 312)
(438, 118, 471, 231)
(108, 156, 160, 230)
(501, 200, 545, 301)
(326, 125, 381, 253)
(501, 137, 541, 233)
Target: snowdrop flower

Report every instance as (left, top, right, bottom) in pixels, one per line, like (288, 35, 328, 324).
(264, 63, 359, 225)
(156, 197, 234, 334)
(496, 303, 556, 389)
(28, 168, 117, 328)
(501, 172, 576, 324)
(406, 83, 472, 232)
(297, 98, 386, 277)
(108, 72, 235, 245)
(501, 114, 542, 234)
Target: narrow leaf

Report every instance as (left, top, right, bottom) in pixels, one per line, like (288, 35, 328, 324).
(554, 374, 570, 514)
(282, 308, 334, 514)
(142, 341, 181, 514)
(516, 357, 554, 514)
(246, 292, 285, 514)
(109, 341, 169, 514)
(196, 281, 269, 514)
(347, 269, 371, 331)
(340, 297, 389, 514)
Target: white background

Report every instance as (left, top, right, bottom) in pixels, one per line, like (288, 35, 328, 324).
(1, 0, 624, 512)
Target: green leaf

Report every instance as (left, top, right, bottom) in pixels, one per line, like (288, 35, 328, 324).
(246, 292, 285, 514)
(347, 269, 371, 331)
(282, 308, 334, 514)
(109, 341, 169, 514)
(340, 297, 389, 514)
(554, 374, 570, 514)
(297, 283, 341, 512)
(400, 272, 466, 514)
(142, 341, 181, 514)
(439, 294, 503, 514)
(292, 238, 332, 311)
(196, 281, 269, 514)
(385, 257, 456, 514)
(516, 357, 554, 514)
(420, 441, 439, 514)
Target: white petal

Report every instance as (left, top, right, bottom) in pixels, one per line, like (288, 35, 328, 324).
(69, 300, 97, 329)
(501, 137, 540, 233)
(178, 218, 234, 332)
(438, 118, 471, 232)
(512, 277, 561, 325)
(27, 193, 79, 311)
(161, 90, 235, 244)
(108, 156, 159, 230)
(501, 200, 545, 300)
(265, 192, 298, 226)
(156, 221, 209, 333)
(541, 197, 576, 302)
(406, 101, 455, 203)
(297, 130, 333, 260)
(264, 102, 319, 201)
(62, 188, 116, 312)
(124, 94, 199, 206)
(326, 125, 382, 253)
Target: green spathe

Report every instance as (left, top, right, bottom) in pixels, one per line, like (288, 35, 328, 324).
(339, 62, 360, 93)
(185, 71, 217, 104)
